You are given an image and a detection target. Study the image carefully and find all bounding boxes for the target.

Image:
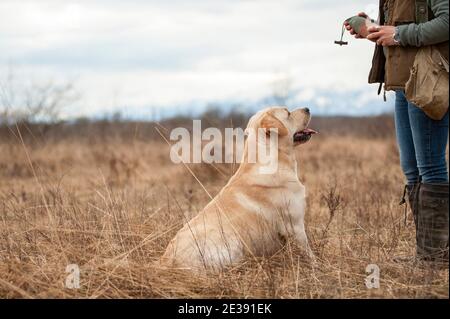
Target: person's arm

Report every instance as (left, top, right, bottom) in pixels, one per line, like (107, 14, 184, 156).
(397, 0, 449, 46)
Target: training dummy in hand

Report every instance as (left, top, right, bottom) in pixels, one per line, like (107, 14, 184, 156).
(345, 16, 379, 38)
(335, 13, 379, 45)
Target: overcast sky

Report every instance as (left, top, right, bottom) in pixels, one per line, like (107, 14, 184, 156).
(0, 0, 390, 118)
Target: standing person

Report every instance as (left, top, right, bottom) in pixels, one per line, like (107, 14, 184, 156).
(345, 0, 449, 265)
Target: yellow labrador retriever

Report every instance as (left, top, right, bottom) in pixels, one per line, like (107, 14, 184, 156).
(160, 106, 317, 271)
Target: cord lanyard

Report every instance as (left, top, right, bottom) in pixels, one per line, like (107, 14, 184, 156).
(335, 23, 348, 46)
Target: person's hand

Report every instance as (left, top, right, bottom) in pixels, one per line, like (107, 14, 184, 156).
(344, 12, 368, 39)
(366, 26, 399, 46)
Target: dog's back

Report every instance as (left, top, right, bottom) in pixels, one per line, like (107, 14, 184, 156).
(159, 185, 282, 271)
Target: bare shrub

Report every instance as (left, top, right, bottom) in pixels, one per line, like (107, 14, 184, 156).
(0, 68, 79, 124)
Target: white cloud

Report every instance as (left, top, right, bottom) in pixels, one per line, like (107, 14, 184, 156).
(0, 0, 382, 117)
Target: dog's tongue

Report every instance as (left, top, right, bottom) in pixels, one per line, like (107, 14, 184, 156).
(302, 128, 318, 134)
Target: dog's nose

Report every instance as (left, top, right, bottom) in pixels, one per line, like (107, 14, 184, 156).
(303, 107, 310, 114)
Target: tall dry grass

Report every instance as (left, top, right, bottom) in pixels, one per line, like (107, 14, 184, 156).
(0, 122, 448, 298)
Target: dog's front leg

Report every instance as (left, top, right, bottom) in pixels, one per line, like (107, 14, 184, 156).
(292, 223, 316, 262)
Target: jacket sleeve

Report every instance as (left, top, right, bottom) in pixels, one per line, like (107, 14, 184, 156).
(397, 0, 449, 46)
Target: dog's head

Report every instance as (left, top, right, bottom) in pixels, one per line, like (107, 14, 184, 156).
(246, 106, 317, 147)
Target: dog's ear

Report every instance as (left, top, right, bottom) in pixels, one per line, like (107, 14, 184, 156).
(260, 113, 288, 137)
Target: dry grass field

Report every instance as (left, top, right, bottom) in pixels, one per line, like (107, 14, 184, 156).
(0, 118, 448, 299)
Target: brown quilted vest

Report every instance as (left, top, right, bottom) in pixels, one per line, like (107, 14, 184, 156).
(368, 0, 449, 91)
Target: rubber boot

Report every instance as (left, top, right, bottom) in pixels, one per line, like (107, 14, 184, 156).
(416, 183, 449, 264)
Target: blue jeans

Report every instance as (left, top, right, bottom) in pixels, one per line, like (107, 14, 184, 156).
(394, 90, 449, 185)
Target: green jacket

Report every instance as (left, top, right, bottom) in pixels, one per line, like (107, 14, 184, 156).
(369, 0, 449, 90)
(397, 0, 449, 46)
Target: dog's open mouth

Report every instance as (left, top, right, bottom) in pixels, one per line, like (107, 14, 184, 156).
(293, 128, 318, 144)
